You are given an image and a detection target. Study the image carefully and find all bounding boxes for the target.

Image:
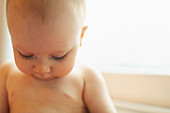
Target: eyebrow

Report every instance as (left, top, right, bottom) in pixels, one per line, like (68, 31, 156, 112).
(13, 42, 73, 55)
(14, 44, 71, 56)
(13, 44, 32, 53)
(51, 48, 71, 56)
(50, 45, 74, 55)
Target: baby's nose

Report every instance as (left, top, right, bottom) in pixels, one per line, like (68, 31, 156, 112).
(33, 64, 51, 74)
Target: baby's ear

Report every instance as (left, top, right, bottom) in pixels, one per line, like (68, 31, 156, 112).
(80, 26, 88, 46)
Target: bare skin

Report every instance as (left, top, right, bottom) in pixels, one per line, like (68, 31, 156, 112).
(1, 61, 116, 113)
(0, 0, 117, 113)
(5, 63, 88, 113)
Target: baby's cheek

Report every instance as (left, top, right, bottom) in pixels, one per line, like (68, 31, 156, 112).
(53, 61, 75, 77)
(15, 59, 32, 74)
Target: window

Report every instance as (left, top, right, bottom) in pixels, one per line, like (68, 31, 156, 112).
(79, 0, 170, 75)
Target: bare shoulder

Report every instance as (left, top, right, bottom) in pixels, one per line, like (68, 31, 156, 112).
(79, 63, 108, 94)
(80, 63, 117, 113)
(0, 61, 18, 83)
(79, 64, 104, 84)
(0, 62, 14, 78)
(0, 62, 14, 113)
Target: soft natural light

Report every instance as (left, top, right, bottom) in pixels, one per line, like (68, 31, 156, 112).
(6, 0, 170, 75)
(78, 0, 170, 75)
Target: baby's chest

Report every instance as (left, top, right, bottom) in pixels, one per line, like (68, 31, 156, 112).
(7, 76, 85, 112)
(9, 85, 79, 104)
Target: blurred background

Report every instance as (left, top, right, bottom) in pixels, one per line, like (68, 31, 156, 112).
(80, 0, 170, 75)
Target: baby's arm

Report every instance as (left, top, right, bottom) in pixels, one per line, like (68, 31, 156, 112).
(0, 63, 10, 113)
(83, 67, 117, 113)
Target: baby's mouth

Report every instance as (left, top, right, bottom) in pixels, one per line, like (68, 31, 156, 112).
(32, 72, 55, 80)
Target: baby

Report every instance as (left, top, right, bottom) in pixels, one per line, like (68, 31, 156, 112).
(0, 0, 117, 113)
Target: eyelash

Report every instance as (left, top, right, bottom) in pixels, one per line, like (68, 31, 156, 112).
(51, 53, 67, 60)
(19, 52, 33, 59)
(51, 55, 66, 60)
(19, 52, 66, 60)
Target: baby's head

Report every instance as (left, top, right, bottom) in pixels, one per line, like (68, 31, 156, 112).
(6, 0, 87, 80)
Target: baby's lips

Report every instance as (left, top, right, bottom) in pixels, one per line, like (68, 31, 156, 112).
(33, 73, 53, 80)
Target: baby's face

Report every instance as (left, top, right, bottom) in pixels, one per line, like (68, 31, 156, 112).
(7, 0, 86, 80)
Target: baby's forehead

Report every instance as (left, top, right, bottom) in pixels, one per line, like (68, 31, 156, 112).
(7, 0, 86, 25)
(12, 26, 78, 55)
